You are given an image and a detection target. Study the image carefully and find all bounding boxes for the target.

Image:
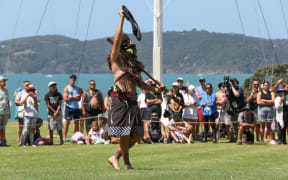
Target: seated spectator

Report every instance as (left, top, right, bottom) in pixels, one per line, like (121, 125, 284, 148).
(32, 118, 53, 146)
(237, 106, 256, 145)
(167, 109, 189, 143)
(86, 121, 105, 144)
(71, 131, 86, 144)
(275, 87, 288, 144)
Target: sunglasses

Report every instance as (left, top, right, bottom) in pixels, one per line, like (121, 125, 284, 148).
(90, 83, 95, 85)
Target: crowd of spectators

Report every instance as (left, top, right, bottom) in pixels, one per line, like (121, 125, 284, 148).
(0, 74, 287, 146)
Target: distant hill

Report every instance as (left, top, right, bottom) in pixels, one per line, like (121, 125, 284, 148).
(242, 62, 288, 94)
(0, 29, 288, 74)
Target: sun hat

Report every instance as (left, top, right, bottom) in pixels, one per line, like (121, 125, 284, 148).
(277, 87, 286, 92)
(0, 76, 8, 82)
(48, 81, 57, 87)
(188, 85, 196, 92)
(172, 82, 178, 86)
(177, 77, 184, 81)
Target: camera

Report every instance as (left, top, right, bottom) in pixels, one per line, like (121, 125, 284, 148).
(223, 76, 230, 89)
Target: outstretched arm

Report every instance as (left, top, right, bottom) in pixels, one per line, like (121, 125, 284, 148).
(110, 10, 125, 64)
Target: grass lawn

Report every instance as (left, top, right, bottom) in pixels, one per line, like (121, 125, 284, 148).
(1, 122, 288, 180)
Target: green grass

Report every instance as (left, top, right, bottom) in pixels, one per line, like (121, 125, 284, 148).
(1, 122, 288, 180)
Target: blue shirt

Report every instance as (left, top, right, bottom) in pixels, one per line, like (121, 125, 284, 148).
(66, 85, 79, 109)
(200, 93, 217, 116)
(195, 86, 206, 97)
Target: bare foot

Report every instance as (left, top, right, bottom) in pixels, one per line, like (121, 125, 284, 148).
(108, 156, 120, 170)
(124, 164, 134, 170)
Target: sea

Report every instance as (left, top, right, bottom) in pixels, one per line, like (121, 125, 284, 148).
(3, 73, 251, 121)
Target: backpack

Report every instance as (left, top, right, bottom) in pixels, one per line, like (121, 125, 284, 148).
(148, 122, 162, 143)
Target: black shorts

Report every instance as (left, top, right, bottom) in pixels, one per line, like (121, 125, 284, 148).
(147, 106, 162, 119)
(85, 110, 101, 130)
(140, 108, 150, 120)
(64, 106, 81, 121)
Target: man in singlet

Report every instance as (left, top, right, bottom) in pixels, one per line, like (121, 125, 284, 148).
(63, 75, 81, 142)
(81, 80, 104, 135)
(107, 9, 164, 170)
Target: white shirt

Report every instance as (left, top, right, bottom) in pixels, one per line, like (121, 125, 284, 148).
(0, 88, 9, 115)
(182, 93, 200, 116)
(22, 92, 40, 117)
(137, 93, 147, 108)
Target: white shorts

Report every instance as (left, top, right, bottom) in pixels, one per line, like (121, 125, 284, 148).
(223, 112, 231, 125)
(182, 114, 198, 120)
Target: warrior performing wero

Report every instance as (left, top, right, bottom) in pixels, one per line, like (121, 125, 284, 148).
(106, 6, 165, 170)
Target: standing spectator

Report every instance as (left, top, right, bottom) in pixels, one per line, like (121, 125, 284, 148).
(224, 78, 245, 142)
(177, 77, 187, 95)
(200, 83, 217, 143)
(182, 85, 199, 142)
(81, 80, 104, 135)
(14, 80, 30, 142)
(145, 81, 165, 143)
(45, 81, 64, 145)
(195, 76, 206, 139)
(0, 76, 10, 146)
(237, 106, 256, 145)
(216, 83, 231, 139)
(168, 82, 184, 121)
(257, 81, 276, 144)
(78, 88, 84, 134)
(275, 87, 287, 144)
(246, 80, 260, 142)
(63, 75, 81, 142)
(137, 89, 150, 143)
(20, 85, 40, 146)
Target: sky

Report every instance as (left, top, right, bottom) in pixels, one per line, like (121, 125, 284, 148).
(0, 0, 288, 41)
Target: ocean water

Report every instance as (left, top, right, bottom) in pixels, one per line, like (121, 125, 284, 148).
(3, 73, 251, 121)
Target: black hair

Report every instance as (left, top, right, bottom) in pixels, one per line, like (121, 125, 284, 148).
(107, 87, 113, 96)
(206, 83, 213, 90)
(23, 80, 30, 84)
(70, 75, 77, 79)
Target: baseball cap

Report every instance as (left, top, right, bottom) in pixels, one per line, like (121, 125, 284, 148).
(172, 82, 178, 86)
(199, 76, 205, 81)
(177, 77, 184, 81)
(26, 84, 35, 90)
(0, 76, 8, 82)
(188, 85, 195, 92)
(48, 81, 57, 87)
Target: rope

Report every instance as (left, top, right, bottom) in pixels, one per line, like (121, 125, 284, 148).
(280, 0, 288, 38)
(5, 0, 24, 76)
(256, 0, 279, 66)
(253, 0, 268, 77)
(70, 0, 82, 61)
(77, 0, 95, 75)
(32, 0, 50, 48)
(234, 0, 254, 69)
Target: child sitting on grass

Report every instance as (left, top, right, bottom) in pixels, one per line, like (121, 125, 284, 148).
(86, 121, 104, 144)
(71, 132, 86, 144)
(32, 118, 53, 146)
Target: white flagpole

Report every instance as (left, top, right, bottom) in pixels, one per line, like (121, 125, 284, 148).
(153, 0, 163, 83)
